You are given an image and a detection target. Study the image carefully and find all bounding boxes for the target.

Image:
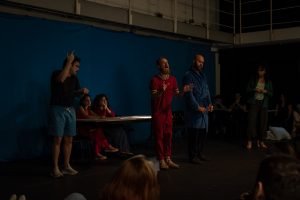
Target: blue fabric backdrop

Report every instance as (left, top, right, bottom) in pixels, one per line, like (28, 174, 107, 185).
(0, 13, 215, 161)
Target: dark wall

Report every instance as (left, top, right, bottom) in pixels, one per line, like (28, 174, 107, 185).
(219, 43, 300, 107)
(0, 13, 215, 161)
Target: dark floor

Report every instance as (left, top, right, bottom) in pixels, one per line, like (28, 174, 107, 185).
(0, 136, 281, 200)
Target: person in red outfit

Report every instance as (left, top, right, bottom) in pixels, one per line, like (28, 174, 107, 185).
(150, 57, 182, 170)
(92, 94, 132, 155)
(77, 94, 118, 160)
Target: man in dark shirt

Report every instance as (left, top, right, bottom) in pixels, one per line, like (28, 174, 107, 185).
(48, 52, 89, 178)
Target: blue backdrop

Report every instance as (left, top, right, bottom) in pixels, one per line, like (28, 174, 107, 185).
(0, 13, 215, 161)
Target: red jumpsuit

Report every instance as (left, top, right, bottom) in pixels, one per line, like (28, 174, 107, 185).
(150, 75, 179, 160)
(76, 108, 110, 155)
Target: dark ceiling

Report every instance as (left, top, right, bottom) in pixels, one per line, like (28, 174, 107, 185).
(219, 0, 300, 33)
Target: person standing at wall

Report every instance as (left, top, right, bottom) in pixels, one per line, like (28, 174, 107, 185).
(182, 53, 214, 164)
(150, 57, 181, 170)
(246, 64, 273, 150)
(48, 51, 89, 178)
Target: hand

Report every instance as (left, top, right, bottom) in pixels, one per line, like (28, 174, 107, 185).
(255, 88, 264, 93)
(207, 104, 214, 112)
(103, 102, 108, 110)
(198, 106, 206, 113)
(183, 84, 193, 93)
(81, 88, 89, 94)
(66, 51, 75, 64)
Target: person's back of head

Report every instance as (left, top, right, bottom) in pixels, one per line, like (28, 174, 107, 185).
(100, 155, 159, 200)
(253, 154, 300, 200)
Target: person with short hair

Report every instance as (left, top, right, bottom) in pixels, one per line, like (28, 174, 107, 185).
(48, 51, 89, 178)
(182, 53, 214, 164)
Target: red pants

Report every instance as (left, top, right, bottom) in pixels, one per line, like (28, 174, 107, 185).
(152, 112, 173, 160)
(78, 127, 110, 155)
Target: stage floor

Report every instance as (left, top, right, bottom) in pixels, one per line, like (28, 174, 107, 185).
(1, 137, 280, 200)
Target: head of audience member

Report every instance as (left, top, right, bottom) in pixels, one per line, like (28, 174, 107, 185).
(93, 94, 109, 111)
(295, 104, 300, 114)
(214, 94, 224, 104)
(273, 141, 298, 159)
(62, 53, 80, 76)
(156, 57, 170, 75)
(252, 154, 300, 200)
(64, 193, 87, 200)
(79, 94, 92, 109)
(234, 93, 241, 103)
(100, 155, 160, 200)
(192, 54, 205, 72)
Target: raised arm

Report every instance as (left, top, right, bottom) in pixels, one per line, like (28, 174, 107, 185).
(56, 51, 75, 83)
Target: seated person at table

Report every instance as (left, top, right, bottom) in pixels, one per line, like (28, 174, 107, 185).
(92, 94, 132, 155)
(77, 94, 118, 160)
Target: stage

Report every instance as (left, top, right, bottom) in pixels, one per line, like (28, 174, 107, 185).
(1, 137, 279, 200)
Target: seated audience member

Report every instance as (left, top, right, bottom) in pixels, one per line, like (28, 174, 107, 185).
(92, 94, 132, 155)
(214, 94, 228, 111)
(240, 154, 300, 200)
(211, 94, 229, 136)
(292, 104, 300, 158)
(273, 93, 293, 133)
(77, 94, 118, 160)
(64, 193, 87, 200)
(100, 155, 160, 200)
(274, 141, 297, 158)
(292, 104, 300, 138)
(228, 93, 247, 138)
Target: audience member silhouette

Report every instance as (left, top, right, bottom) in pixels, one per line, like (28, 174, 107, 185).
(228, 93, 247, 139)
(100, 155, 160, 200)
(240, 154, 300, 200)
(292, 104, 300, 138)
(212, 94, 229, 136)
(273, 93, 293, 133)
